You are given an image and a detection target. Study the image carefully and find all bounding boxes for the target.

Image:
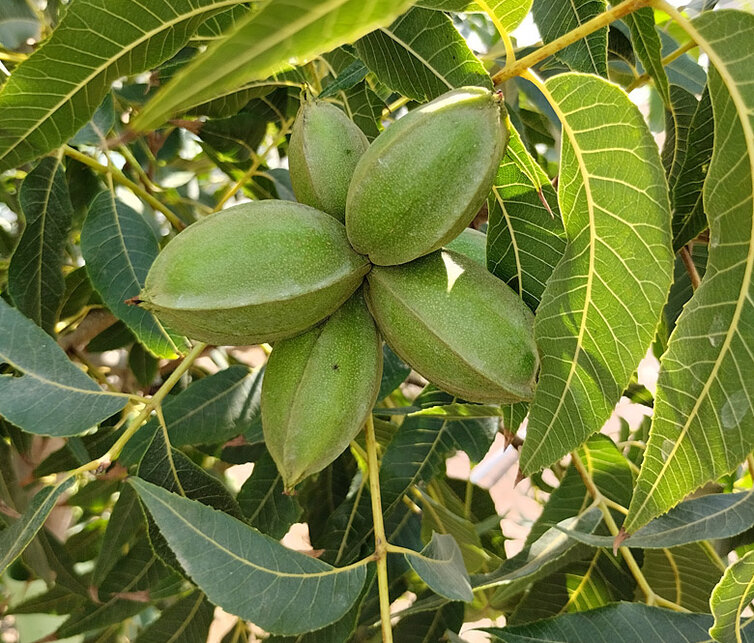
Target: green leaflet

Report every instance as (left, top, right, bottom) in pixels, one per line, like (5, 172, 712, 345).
(403, 532, 473, 602)
(0, 477, 74, 576)
(133, 0, 415, 130)
(355, 7, 491, 102)
(559, 490, 754, 549)
(640, 543, 722, 613)
(623, 8, 670, 106)
(0, 298, 126, 436)
(626, 10, 754, 532)
(81, 192, 184, 359)
(531, 0, 607, 76)
(520, 73, 673, 474)
(710, 551, 754, 643)
(0, 0, 236, 170)
(134, 591, 214, 643)
(486, 122, 567, 312)
(485, 603, 725, 642)
(7, 157, 73, 335)
(130, 478, 368, 636)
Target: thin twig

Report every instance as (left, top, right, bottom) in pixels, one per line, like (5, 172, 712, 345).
(492, 0, 651, 86)
(680, 245, 702, 289)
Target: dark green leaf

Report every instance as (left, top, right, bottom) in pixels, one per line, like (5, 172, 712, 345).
(485, 603, 722, 642)
(377, 344, 411, 401)
(131, 478, 368, 636)
(0, 298, 126, 436)
(356, 7, 491, 102)
(8, 157, 73, 334)
(380, 387, 497, 515)
(404, 533, 474, 603)
(134, 591, 214, 643)
(237, 450, 302, 539)
(531, 0, 607, 76)
(0, 477, 74, 577)
(81, 192, 183, 359)
(624, 8, 670, 105)
(487, 121, 566, 312)
(672, 86, 713, 251)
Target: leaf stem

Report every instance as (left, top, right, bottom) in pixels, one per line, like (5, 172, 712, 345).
(213, 119, 293, 212)
(491, 0, 650, 85)
(365, 413, 393, 643)
(680, 245, 702, 289)
(63, 146, 185, 231)
(625, 39, 698, 93)
(475, 0, 516, 66)
(571, 452, 690, 612)
(67, 342, 207, 477)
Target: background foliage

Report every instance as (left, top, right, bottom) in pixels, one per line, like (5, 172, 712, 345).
(0, 0, 753, 641)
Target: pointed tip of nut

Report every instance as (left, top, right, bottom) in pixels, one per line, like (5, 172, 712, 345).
(125, 295, 143, 306)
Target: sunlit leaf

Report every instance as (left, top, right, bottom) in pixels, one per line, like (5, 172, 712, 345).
(0, 0, 235, 170)
(520, 73, 673, 474)
(626, 10, 754, 532)
(710, 551, 754, 643)
(133, 0, 415, 130)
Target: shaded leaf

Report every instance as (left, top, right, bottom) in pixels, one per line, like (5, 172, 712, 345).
(134, 591, 214, 643)
(486, 118, 566, 311)
(672, 86, 713, 251)
(485, 603, 723, 642)
(394, 601, 464, 642)
(0, 298, 126, 436)
(377, 343, 411, 401)
(562, 490, 754, 549)
(0, 477, 74, 577)
(380, 387, 497, 515)
(624, 8, 670, 105)
(8, 157, 73, 334)
(133, 0, 414, 130)
(81, 192, 182, 359)
(471, 509, 603, 604)
(626, 11, 754, 532)
(237, 449, 302, 540)
(531, 0, 607, 76)
(130, 478, 368, 636)
(356, 6, 491, 102)
(520, 73, 673, 474)
(640, 543, 722, 613)
(403, 532, 472, 601)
